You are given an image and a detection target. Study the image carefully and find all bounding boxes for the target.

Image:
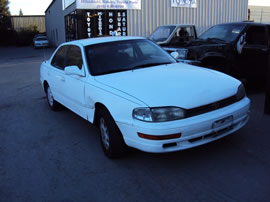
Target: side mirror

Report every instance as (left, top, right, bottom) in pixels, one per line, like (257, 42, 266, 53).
(237, 33, 246, 54)
(170, 51, 180, 59)
(64, 65, 85, 77)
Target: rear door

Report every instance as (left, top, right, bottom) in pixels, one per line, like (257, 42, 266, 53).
(48, 45, 69, 104)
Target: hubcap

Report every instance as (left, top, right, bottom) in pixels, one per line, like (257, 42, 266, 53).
(99, 118, 110, 150)
(47, 87, 54, 107)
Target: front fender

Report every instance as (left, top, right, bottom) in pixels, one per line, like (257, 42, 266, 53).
(84, 80, 146, 126)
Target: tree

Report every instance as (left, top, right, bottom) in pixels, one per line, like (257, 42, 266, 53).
(19, 8, 23, 16)
(0, 0, 10, 16)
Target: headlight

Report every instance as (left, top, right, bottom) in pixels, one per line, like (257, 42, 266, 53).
(177, 49, 188, 59)
(133, 107, 186, 122)
(236, 84, 246, 101)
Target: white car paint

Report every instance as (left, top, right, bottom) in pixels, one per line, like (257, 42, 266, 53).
(95, 63, 240, 109)
(40, 36, 250, 154)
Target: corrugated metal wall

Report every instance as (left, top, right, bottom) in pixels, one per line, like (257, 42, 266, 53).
(11, 16, 46, 32)
(249, 6, 270, 23)
(127, 0, 248, 37)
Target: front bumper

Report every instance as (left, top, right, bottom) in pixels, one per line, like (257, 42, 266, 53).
(117, 97, 250, 153)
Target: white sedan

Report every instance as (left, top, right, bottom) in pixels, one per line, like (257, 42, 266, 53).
(40, 36, 250, 158)
(34, 36, 49, 48)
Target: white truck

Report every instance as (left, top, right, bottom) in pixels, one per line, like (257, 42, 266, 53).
(149, 24, 198, 54)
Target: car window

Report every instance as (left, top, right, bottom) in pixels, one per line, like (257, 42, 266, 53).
(199, 24, 245, 43)
(51, 45, 69, 70)
(85, 39, 176, 76)
(137, 40, 164, 56)
(149, 26, 176, 42)
(36, 37, 47, 41)
(170, 26, 196, 45)
(246, 26, 267, 46)
(66, 45, 83, 69)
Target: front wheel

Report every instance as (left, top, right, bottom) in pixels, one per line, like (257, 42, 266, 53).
(97, 108, 127, 158)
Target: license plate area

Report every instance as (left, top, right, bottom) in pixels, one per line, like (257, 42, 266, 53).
(212, 116, 233, 132)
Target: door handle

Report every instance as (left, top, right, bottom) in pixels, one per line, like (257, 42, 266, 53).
(60, 77, 65, 82)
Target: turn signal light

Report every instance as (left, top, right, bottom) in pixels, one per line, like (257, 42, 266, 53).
(138, 132, 181, 140)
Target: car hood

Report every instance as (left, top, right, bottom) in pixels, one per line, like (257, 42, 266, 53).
(94, 63, 240, 109)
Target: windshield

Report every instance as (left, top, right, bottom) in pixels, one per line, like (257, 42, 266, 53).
(36, 37, 47, 41)
(199, 24, 245, 43)
(85, 39, 176, 76)
(149, 26, 176, 42)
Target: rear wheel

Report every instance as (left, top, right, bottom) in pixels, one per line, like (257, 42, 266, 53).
(97, 108, 127, 158)
(46, 85, 61, 111)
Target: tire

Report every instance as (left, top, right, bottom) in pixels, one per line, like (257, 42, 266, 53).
(97, 108, 127, 158)
(46, 85, 61, 111)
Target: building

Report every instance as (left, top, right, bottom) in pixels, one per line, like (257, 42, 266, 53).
(11, 15, 46, 32)
(45, 0, 248, 47)
(248, 5, 270, 23)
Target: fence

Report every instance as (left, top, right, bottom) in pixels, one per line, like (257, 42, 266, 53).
(249, 6, 270, 23)
(11, 15, 46, 33)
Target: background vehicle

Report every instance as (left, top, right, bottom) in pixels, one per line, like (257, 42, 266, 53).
(33, 36, 49, 48)
(40, 37, 250, 158)
(149, 24, 197, 52)
(177, 22, 270, 88)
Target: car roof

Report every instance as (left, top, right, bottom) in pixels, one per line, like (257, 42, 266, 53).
(216, 22, 268, 27)
(64, 36, 145, 47)
(158, 24, 195, 27)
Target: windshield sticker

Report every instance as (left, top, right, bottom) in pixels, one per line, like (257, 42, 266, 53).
(232, 29, 241, 34)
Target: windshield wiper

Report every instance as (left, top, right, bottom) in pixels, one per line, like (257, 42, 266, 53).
(129, 62, 173, 70)
(206, 37, 226, 42)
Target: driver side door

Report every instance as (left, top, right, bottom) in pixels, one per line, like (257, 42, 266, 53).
(62, 45, 88, 119)
(237, 25, 269, 86)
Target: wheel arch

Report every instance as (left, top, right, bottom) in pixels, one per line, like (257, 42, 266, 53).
(93, 102, 110, 127)
(43, 80, 49, 93)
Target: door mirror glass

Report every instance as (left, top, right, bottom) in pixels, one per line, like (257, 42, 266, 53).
(64, 65, 85, 77)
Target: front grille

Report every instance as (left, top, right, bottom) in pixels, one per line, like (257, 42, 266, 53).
(186, 95, 238, 118)
(188, 124, 234, 143)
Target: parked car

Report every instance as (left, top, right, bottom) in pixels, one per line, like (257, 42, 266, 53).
(40, 36, 250, 158)
(175, 22, 270, 88)
(149, 24, 197, 52)
(33, 36, 49, 48)
(33, 33, 46, 42)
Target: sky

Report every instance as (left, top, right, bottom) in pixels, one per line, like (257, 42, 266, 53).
(7, 0, 270, 15)
(249, 0, 270, 6)
(8, 0, 53, 15)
